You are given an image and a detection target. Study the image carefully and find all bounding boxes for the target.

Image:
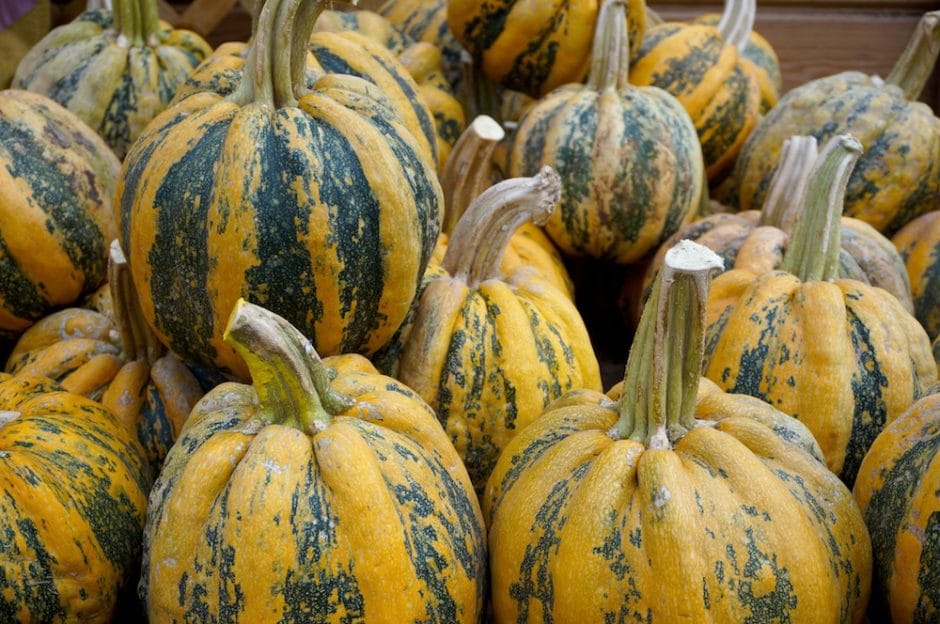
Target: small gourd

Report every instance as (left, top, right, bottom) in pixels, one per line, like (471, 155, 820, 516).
(892, 210, 940, 341)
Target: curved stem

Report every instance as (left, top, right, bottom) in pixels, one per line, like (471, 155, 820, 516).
(781, 134, 863, 282)
(272, 0, 304, 108)
(759, 135, 818, 229)
(441, 115, 505, 235)
(587, 0, 630, 92)
(441, 167, 561, 287)
(612, 241, 724, 446)
(109, 241, 164, 364)
(224, 299, 353, 434)
(887, 10, 940, 100)
(717, 0, 756, 51)
(139, 0, 162, 44)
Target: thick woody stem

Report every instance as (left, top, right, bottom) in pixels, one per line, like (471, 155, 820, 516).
(441, 115, 506, 235)
(717, 0, 756, 51)
(587, 0, 631, 92)
(886, 10, 940, 101)
(109, 241, 164, 364)
(759, 135, 818, 230)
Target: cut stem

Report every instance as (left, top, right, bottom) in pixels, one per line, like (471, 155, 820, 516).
(613, 241, 724, 446)
(441, 167, 561, 287)
(109, 240, 164, 364)
(759, 135, 818, 230)
(587, 0, 631, 92)
(441, 115, 506, 235)
(781, 134, 863, 282)
(224, 299, 353, 434)
(886, 10, 940, 101)
(717, 0, 756, 51)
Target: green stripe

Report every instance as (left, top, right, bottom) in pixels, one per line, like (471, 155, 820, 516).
(516, 90, 572, 176)
(549, 92, 599, 254)
(914, 508, 940, 622)
(0, 232, 48, 326)
(696, 64, 753, 169)
(921, 245, 940, 339)
(639, 31, 723, 97)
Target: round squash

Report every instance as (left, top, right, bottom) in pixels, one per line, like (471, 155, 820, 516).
(141, 299, 486, 622)
(509, 0, 703, 263)
(378, 0, 464, 93)
(447, 0, 646, 98)
(118, 0, 443, 379)
(5, 241, 213, 475)
(396, 167, 601, 491)
(893, 211, 940, 341)
(705, 135, 937, 484)
(0, 89, 119, 339)
(485, 239, 872, 624)
(12, 0, 211, 158)
(854, 388, 940, 624)
(639, 135, 914, 319)
(694, 10, 782, 112)
(0, 374, 149, 623)
(725, 10, 940, 234)
(630, 0, 768, 181)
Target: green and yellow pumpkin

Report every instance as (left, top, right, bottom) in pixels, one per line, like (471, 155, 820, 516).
(118, 0, 443, 379)
(725, 10, 940, 234)
(854, 388, 940, 624)
(0, 89, 118, 339)
(0, 374, 150, 622)
(12, 0, 211, 158)
(396, 167, 601, 491)
(142, 299, 486, 622)
(893, 211, 940, 341)
(378, 0, 464, 93)
(638, 135, 914, 320)
(485, 239, 872, 623)
(705, 135, 937, 484)
(5, 241, 212, 474)
(447, 0, 646, 98)
(630, 0, 768, 182)
(509, 0, 703, 263)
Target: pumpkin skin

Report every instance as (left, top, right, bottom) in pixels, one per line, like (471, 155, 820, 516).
(0, 375, 150, 623)
(12, 4, 211, 158)
(892, 211, 940, 341)
(314, 9, 411, 53)
(447, 0, 646, 98)
(141, 300, 486, 623)
(397, 169, 602, 491)
(508, 1, 703, 263)
(378, 0, 464, 93)
(854, 390, 940, 624)
(485, 241, 872, 624)
(629, 4, 767, 181)
(0, 89, 119, 339)
(705, 137, 937, 484)
(695, 12, 782, 112)
(118, 0, 443, 379)
(725, 12, 940, 234)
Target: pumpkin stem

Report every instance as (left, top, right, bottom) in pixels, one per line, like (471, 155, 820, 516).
(460, 50, 504, 122)
(613, 240, 723, 446)
(109, 241, 164, 364)
(139, 0, 162, 45)
(441, 167, 561, 287)
(230, 0, 278, 106)
(886, 10, 940, 100)
(781, 134, 863, 282)
(717, 0, 756, 51)
(441, 115, 505, 235)
(273, 0, 305, 108)
(224, 299, 353, 434)
(587, 0, 630, 92)
(112, 0, 140, 46)
(758, 135, 818, 230)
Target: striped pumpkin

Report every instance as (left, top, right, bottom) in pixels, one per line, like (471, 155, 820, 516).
(854, 388, 940, 624)
(5, 241, 213, 475)
(0, 374, 150, 623)
(12, 0, 211, 158)
(694, 11, 782, 112)
(893, 211, 940, 341)
(447, 0, 646, 98)
(397, 168, 601, 491)
(725, 10, 940, 234)
(378, 0, 464, 94)
(118, 0, 443, 379)
(705, 136, 937, 485)
(312, 10, 466, 168)
(0, 89, 118, 339)
(509, 0, 703, 263)
(485, 240, 872, 624)
(639, 135, 914, 320)
(630, 0, 769, 182)
(142, 300, 486, 622)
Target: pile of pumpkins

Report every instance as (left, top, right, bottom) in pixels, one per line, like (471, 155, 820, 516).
(1, 0, 938, 621)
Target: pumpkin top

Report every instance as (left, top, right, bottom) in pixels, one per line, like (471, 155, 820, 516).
(613, 239, 724, 447)
(588, 0, 632, 92)
(886, 10, 940, 101)
(441, 166, 561, 287)
(780, 134, 863, 282)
